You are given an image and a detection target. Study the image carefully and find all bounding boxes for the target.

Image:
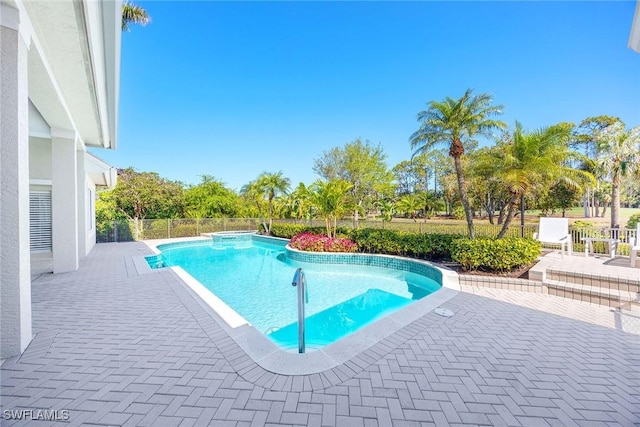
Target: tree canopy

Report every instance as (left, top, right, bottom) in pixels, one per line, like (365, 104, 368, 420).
(184, 175, 241, 218)
(313, 138, 395, 228)
(110, 168, 184, 221)
(95, 90, 639, 240)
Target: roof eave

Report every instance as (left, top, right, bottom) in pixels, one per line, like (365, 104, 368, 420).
(629, 0, 640, 52)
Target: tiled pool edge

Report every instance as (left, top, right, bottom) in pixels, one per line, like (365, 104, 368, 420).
(144, 236, 460, 377)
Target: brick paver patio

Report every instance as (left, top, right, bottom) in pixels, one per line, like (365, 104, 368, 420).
(2, 242, 639, 426)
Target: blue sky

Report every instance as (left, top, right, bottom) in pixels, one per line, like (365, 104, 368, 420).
(93, 1, 640, 191)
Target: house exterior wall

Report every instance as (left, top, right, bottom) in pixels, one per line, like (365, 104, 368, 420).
(77, 151, 99, 257)
(1, 0, 121, 360)
(86, 181, 97, 255)
(51, 131, 79, 273)
(29, 137, 52, 181)
(0, 7, 33, 359)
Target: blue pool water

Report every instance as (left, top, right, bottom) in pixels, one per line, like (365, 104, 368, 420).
(148, 238, 441, 350)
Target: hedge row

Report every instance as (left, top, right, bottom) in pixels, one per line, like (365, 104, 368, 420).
(451, 237, 542, 272)
(347, 228, 457, 260)
(269, 224, 542, 273)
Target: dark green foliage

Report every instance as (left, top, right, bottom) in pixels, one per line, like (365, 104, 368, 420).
(451, 237, 541, 272)
(263, 224, 542, 273)
(110, 167, 185, 220)
(269, 223, 327, 238)
(348, 229, 461, 260)
(269, 223, 352, 239)
(184, 175, 241, 218)
(627, 213, 640, 229)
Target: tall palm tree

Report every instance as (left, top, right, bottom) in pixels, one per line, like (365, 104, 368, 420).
(257, 171, 290, 234)
(480, 122, 595, 238)
(410, 89, 506, 238)
(596, 123, 640, 229)
(122, 1, 150, 32)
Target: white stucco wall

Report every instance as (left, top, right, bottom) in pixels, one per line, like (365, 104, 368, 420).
(0, 10, 33, 359)
(51, 131, 79, 273)
(29, 137, 51, 180)
(85, 180, 97, 255)
(29, 100, 50, 138)
(76, 150, 98, 257)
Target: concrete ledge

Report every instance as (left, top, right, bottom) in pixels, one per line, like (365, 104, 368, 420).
(546, 279, 640, 311)
(459, 274, 544, 293)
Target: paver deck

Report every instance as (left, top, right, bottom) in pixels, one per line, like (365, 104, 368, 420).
(2, 242, 639, 426)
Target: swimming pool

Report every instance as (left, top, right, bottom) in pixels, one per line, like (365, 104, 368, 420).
(147, 234, 449, 352)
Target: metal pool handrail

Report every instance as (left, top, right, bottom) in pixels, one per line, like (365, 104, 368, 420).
(291, 268, 308, 353)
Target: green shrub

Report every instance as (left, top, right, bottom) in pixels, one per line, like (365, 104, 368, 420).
(451, 206, 465, 220)
(348, 228, 460, 260)
(451, 237, 541, 272)
(572, 220, 594, 227)
(626, 213, 640, 229)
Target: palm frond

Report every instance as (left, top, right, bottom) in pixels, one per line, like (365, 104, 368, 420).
(122, 1, 150, 32)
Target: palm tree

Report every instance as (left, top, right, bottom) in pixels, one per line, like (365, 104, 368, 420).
(256, 171, 290, 234)
(596, 123, 640, 229)
(410, 89, 506, 238)
(122, 1, 150, 32)
(240, 180, 267, 232)
(574, 116, 621, 217)
(395, 194, 421, 219)
(374, 198, 395, 225)
(309, 179, 352, 237)
(285, 183, 313, 223)
(481, 122, 595, 238)
(416, 191, 443, 220)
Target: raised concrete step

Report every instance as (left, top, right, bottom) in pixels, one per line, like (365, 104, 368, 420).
(545, 279, 640, 312)
(546, 268, 640, 293)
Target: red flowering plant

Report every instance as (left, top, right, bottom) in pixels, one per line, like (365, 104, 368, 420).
(289, 232, 358, 253)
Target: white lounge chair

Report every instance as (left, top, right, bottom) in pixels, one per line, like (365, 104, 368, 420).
(534, 218, 572, 256)
(630, 223, 640, 268)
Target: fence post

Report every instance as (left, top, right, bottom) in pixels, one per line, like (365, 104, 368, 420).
(196, 217, 199, 235)
(114, 220, 118, 242)
(167, 219, 171, 239)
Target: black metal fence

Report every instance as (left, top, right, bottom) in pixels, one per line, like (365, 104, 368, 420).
(97, 217, 636, 256)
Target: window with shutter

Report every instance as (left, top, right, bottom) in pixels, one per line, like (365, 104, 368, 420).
(30, 191, 52, 252)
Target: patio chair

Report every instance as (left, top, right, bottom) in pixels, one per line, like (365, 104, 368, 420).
(630, 223, 640, 268)
(534, 218, 572, 256)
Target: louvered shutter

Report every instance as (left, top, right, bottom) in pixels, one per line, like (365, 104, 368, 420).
(30, 191, 52, 252)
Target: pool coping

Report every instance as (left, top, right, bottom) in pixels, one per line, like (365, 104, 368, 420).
(140, 236, 460, 375)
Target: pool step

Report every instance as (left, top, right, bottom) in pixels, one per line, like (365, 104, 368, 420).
(267, 289, 412, 348)
(544, 279, 640, 312)
(546, 268, 640, 293)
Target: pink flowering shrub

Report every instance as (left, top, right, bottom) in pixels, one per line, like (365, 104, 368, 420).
(290, 232, 358, 253)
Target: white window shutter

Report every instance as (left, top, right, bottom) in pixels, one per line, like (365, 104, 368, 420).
(30, 191, 52, 252)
